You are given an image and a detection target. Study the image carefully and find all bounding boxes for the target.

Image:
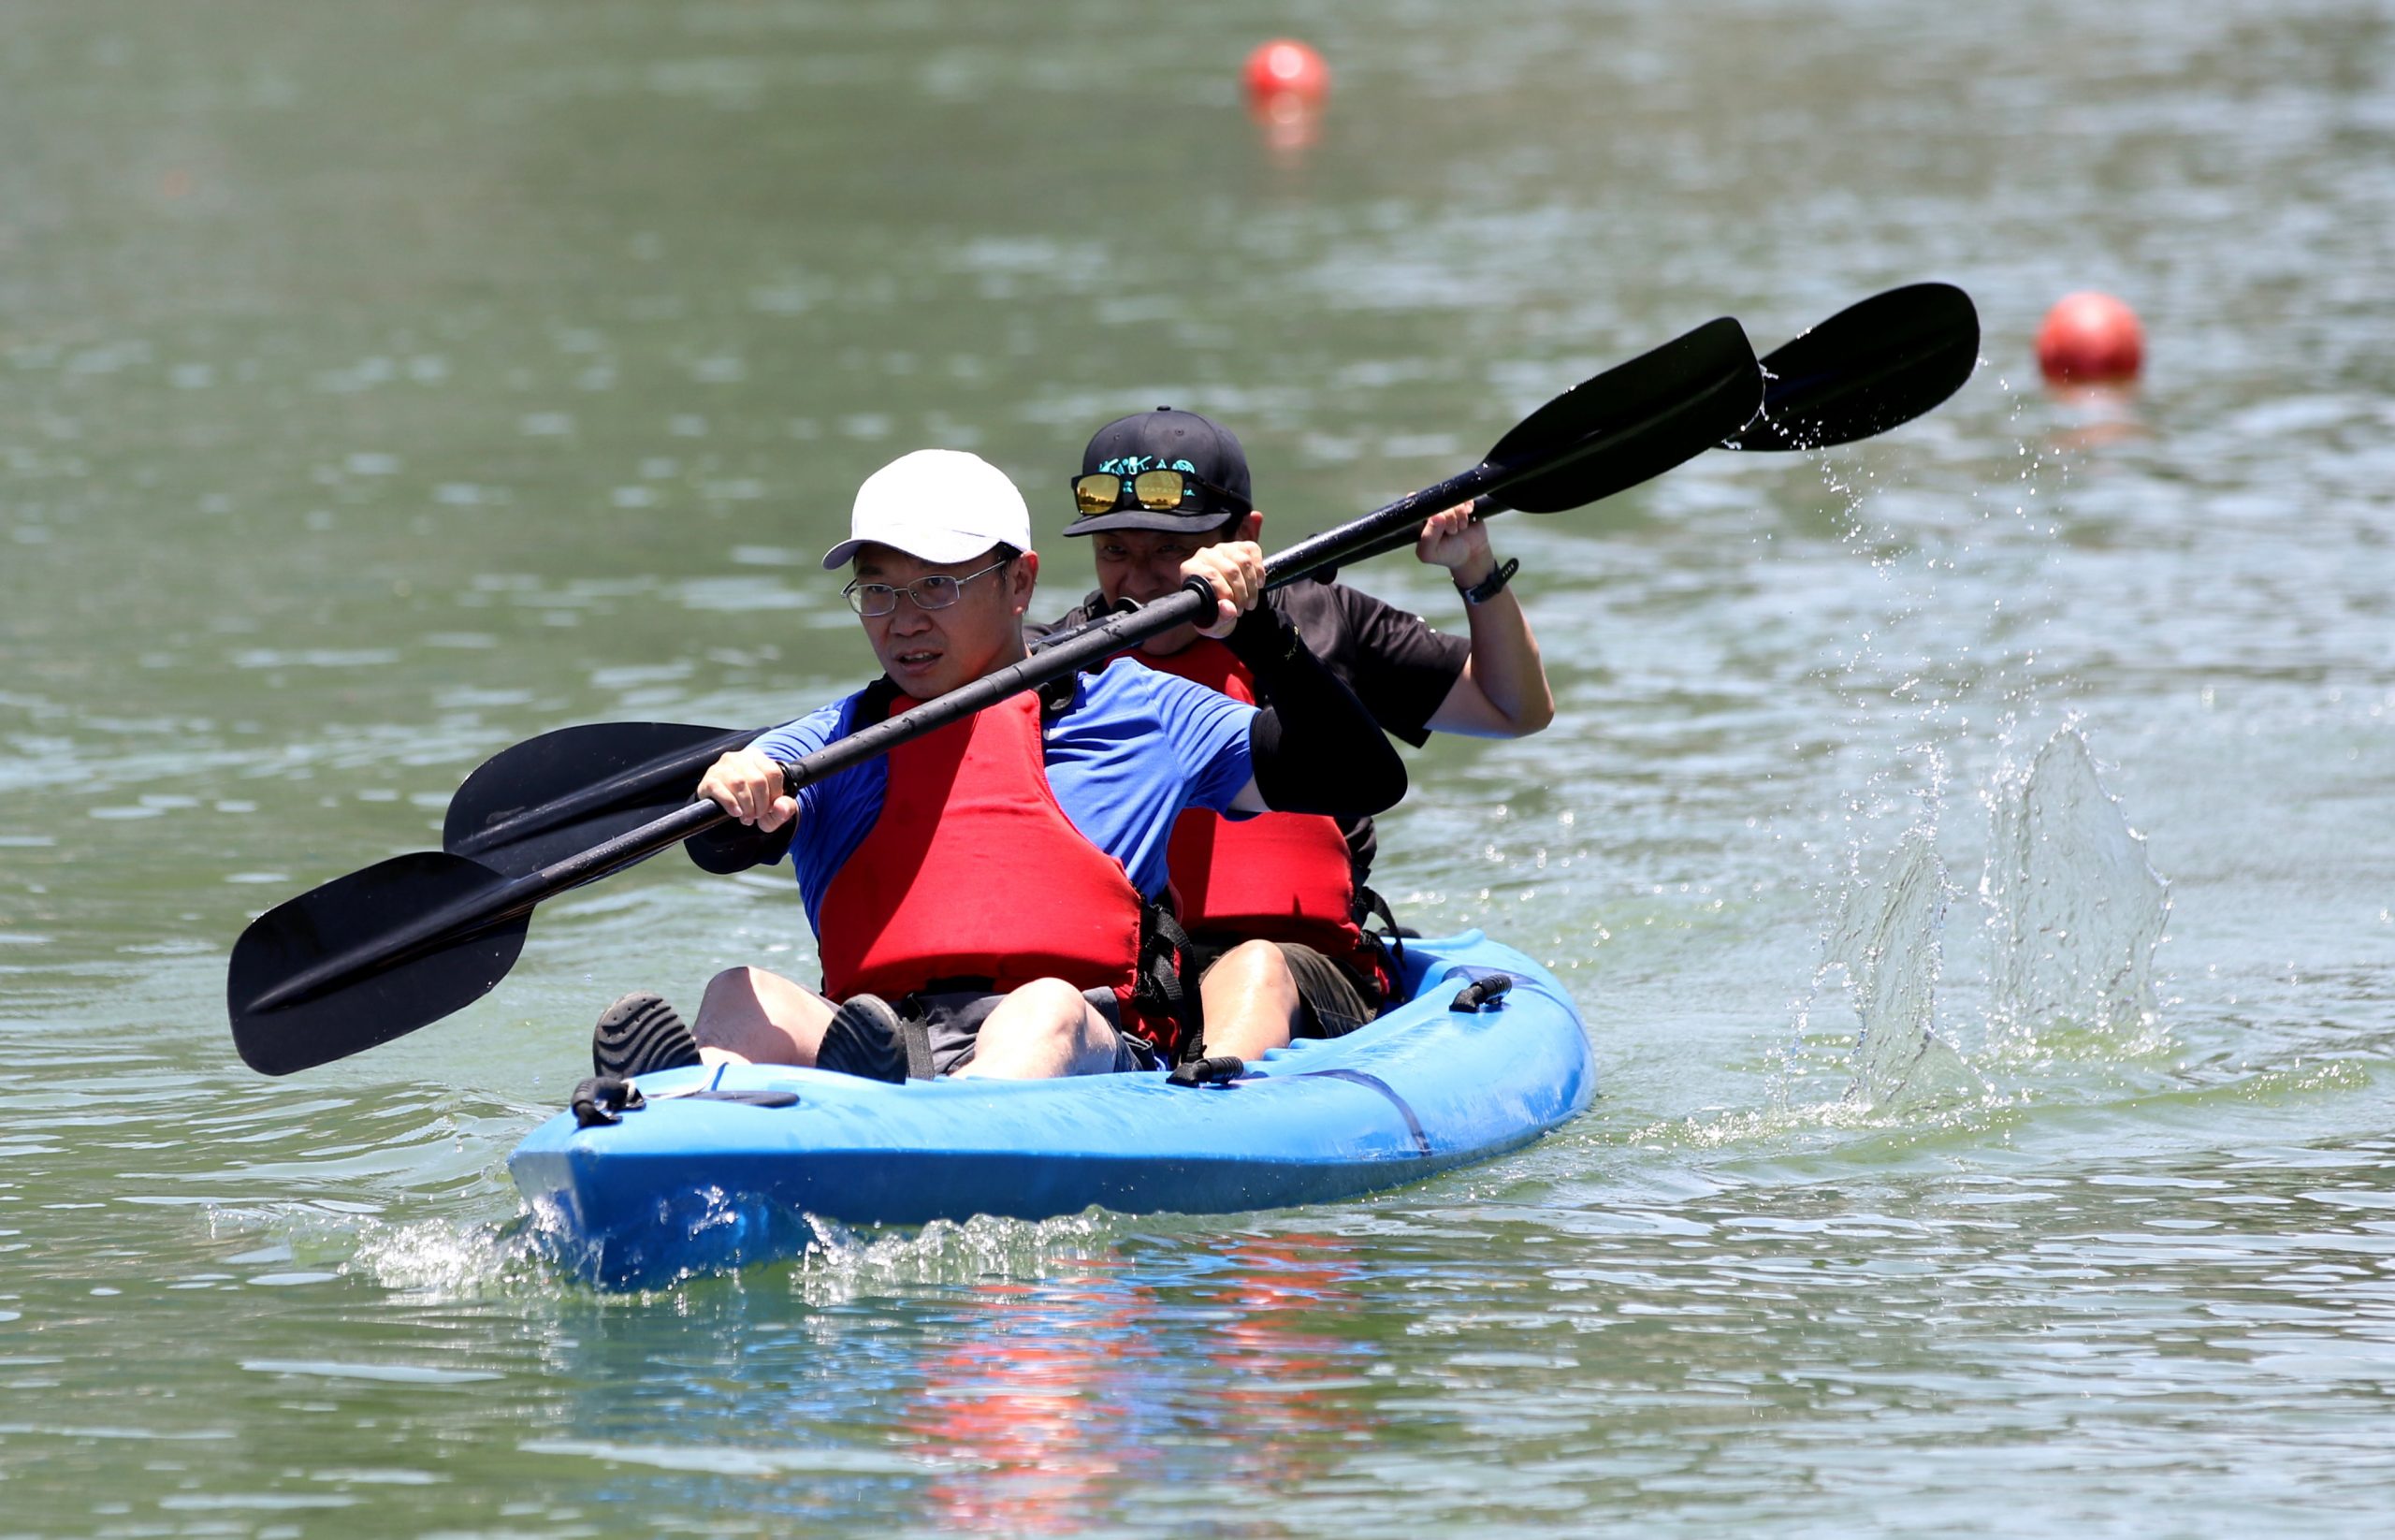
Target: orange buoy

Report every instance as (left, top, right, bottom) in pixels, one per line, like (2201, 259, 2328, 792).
(2036, 291, 2144, 384)
(1242, 39, 1330, 105)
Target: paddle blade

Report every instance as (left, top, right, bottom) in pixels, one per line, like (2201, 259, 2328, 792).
(1485, 317, 1763, 514)
(445, 721, 752, 878)
(228, 851, 530, 1076)
(1728, 283, 1980, 451)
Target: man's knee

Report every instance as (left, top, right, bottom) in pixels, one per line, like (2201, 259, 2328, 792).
(964, 978, 1115, 1078)
(694, 966, 820, 1059)
(1002, 977, 1096, 1035)
(698, 966, 770, 1021)
(1204, 940, 1296, 994)
(703, 965, 767, 999)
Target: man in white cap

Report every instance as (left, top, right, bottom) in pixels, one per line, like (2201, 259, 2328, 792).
(589, 447, 1406, 1082)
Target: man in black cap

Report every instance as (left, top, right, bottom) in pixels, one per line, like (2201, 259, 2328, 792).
(1048, 407, 1554, 1063)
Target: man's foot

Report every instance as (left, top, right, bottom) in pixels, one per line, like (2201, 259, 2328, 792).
(816, 994, 910, 1082)
(591, 992, 702, 1077)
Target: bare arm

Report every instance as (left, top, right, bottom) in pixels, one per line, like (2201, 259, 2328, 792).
(1415, 503, 1556, 739)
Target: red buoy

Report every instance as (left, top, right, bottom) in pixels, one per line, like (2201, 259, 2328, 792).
(1243, 39, 1329, 105)
(2036, 291, 2144, 384)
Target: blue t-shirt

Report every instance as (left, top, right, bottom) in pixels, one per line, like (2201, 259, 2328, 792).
(749, 658, 1257, 937)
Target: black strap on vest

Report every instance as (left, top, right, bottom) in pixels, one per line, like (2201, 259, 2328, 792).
(898, 1017, 937, 1081)
(1355, 883, 1411, 973)
(1135, 901, 1206, 1063)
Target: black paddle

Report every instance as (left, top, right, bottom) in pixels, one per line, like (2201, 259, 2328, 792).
(1724, 281, 1978, 452)
(435, 283, 1980, 886)
(1323, 282, 1981, 572)
(443, 722, 764, 878)
(228, 315, 1764, 1075)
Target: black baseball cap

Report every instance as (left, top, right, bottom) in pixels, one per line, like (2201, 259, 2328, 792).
(1061, 407, 1253, 537)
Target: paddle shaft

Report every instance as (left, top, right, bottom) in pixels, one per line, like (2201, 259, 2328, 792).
(1299, 493, 1505, 581)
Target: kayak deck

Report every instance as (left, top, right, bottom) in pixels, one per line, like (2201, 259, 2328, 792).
(509, 931, 1596, 1286)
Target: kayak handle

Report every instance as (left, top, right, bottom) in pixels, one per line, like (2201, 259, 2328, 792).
(573, 1075, 646, 1127)
(1168, 1055, 1248, 1087)
(1447, 973, 1515, 1012)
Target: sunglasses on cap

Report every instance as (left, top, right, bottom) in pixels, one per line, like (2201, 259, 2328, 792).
(1068, 469, 1250, 517)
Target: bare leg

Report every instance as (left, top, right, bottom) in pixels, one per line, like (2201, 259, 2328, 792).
(692, 966, 836, 1068)
(951, 978, 1123, 1080)
(1196, 941, 1304, 1061)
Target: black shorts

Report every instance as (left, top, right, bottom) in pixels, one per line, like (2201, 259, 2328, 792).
(816, 986, 1160, 1081)
(1197, 939, 1377, 1040)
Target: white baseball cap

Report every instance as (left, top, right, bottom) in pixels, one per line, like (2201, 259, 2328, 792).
(820, 449, 1033, 570)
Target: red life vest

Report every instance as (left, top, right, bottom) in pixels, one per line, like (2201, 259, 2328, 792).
(816, 690, 1175, 1050)
(1131, 639, 1385, 992)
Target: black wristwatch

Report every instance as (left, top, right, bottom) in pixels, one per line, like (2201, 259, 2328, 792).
(1457, 557, 1520, 606)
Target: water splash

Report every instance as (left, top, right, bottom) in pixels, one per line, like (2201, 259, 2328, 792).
(1796, 728, 2169, 1116)
(1816, 828, 1974, 1111)
(200, 1199, 552, 1301)
(788, 1210, 1125, 1306)
(350, 1213, 552, 1298)
(1982, 728, 2171, 1048)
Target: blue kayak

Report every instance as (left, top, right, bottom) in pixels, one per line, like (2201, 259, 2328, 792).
(509, 931, 1596, 1287)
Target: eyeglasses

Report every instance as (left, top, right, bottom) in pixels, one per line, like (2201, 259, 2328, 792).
(841, 558, 1011, 617)
(1069, 469, 1249, 517)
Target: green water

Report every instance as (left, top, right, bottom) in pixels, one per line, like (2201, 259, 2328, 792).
(6, 1, 2395, 1533)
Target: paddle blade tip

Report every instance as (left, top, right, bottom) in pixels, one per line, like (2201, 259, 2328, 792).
(1729, 283, 1983, 451)
(225, 851, 530, 1077)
